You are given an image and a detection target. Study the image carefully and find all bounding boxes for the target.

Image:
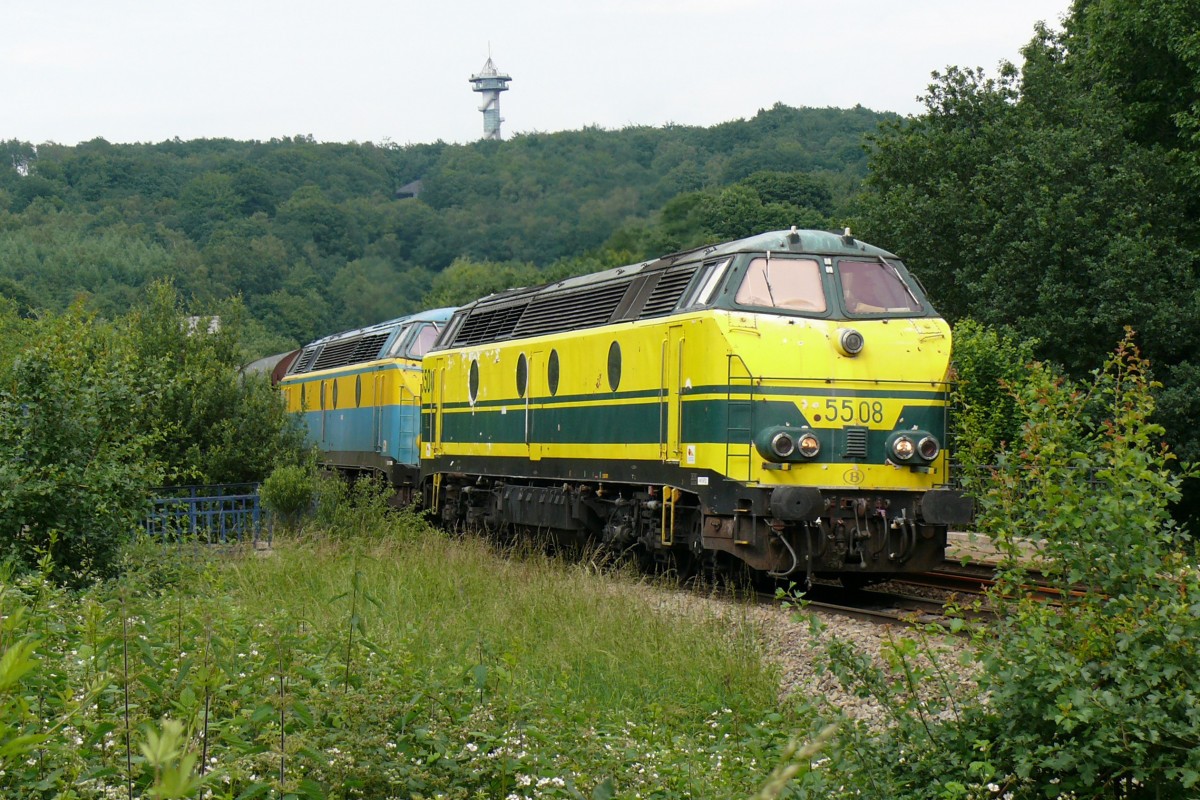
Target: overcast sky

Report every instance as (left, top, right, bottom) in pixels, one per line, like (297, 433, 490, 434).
(3, 0, 1071, 147)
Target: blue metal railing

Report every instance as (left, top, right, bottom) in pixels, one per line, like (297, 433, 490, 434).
(146, 484, 267, 546)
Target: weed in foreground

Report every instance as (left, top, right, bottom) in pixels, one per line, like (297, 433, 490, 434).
(0, 513, 821, 799)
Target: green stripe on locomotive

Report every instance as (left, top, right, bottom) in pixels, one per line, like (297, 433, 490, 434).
(429, 395, 946, 465)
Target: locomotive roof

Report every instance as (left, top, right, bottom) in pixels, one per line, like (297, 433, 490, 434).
(460, 229, 898, 309)
(301, 306, 456, 349)
(287, 306, 456, 376)
(435, 229, 907, 349)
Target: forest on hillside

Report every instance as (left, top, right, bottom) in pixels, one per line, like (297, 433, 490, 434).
(0, 104, 885, 354)
(2, 0, 1199, 485)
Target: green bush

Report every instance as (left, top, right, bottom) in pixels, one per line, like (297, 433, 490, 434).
(949, 319, 1038, 470)
(964, 332, 1200, 797)
(311, 472, 422, 540)
(123, 281, 307, 487)
(801, 331, 1200, 799)
(0, 306, 160, 582)
(259, 464, 316, 532)
(0, 282, 307, 583)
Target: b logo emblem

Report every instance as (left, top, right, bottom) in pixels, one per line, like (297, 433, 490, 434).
(844, 468, 865, 485)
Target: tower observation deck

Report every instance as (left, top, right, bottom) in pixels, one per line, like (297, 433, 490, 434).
(469, 56, 511, 140)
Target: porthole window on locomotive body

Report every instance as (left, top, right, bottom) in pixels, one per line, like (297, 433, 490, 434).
(355, 375, 362, 408)
(332, 380, 339, 409)
(607, 341, 621, 392)
(548, 349, 560, 396)
(516, 353, 528, 398)
(469, 359, 480, 404)
(320, 381, 326, 411)
(300, 383, 307, 411)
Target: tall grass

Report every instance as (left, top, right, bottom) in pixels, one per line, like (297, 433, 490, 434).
(0, 489, 819, 798)
(228, 529, 773, 718)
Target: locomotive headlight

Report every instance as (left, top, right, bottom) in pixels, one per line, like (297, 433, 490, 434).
(891, 434, 916, 461)
(770, 431, 796, 458)
(837, 328, 865, 357)
(755, 426, 816, 463)
(887, 430, 940, 465)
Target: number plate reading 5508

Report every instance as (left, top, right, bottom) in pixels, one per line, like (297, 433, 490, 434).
(815, 399, 885, 424)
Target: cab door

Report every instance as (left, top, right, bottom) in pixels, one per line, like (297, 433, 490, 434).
(423, 365, 445, 458)
(372, 372, 386, 453)
(661, 325, 685, 463)
(320, 380, 329, 449)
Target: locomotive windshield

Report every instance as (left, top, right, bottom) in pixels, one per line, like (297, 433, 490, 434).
(735, 257, 826, 313)
(388, 322, 443, 358)
(837, 259, 923, 315)
(732, 254, 926, 318)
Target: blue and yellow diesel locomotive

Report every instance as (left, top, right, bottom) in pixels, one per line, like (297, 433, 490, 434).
(420, 229, 970, 581)
(279, 307, 454, 503)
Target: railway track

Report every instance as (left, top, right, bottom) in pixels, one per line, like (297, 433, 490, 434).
(763, 581, 995, 630)
(915, 561, 1079, 604)
(770, 552, 1073, 629)
(895, 567, 997, 598)
(744, 562, 1080, 639)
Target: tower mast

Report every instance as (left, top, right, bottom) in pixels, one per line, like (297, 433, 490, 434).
(469, 54, 512, 140)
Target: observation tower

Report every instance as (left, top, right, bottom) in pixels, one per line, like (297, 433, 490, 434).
(469, 55, 512, 140)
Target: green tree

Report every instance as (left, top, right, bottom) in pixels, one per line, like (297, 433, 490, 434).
(1063, 0, 1200, 155)
(329, 258, 432, 329)
(858, 7, 1200, 474)
(949, 320, 1038, 467)
(740, 171, 833, 216)
(0, 305, 159, 582)
(123, 282, 305, 486)
(176, 172, 241, 243)
(423, 257, 541, 308)
(696, 184, 819, 241)
(275, 185, 361, 260)
(201, 227, 288, 298)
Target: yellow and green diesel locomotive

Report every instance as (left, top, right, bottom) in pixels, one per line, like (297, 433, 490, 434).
(422, 228, 970, 581)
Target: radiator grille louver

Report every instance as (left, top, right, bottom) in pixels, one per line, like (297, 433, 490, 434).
(445, 259, 702, 348)
(512, 282, 628, 338)
(844, 427, 869, 459)
(307, 332, 390, 372)
(291, 346, 319, 374)
(451, 303, 530, 347)
(351, 332, 391, 363)
(638, 265, 699, 318)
